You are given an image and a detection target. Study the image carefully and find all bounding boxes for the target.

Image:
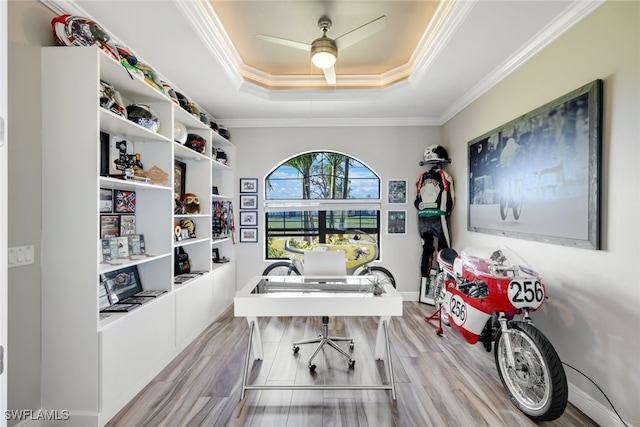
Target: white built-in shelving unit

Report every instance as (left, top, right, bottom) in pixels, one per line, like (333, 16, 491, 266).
(40, 45, 236, 426)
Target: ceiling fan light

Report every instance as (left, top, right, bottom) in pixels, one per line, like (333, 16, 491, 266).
(310, 37, 337, 69)
(312, 51, 336, 69)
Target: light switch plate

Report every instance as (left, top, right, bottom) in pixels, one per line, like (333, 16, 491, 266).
(8, 245, 34, 268)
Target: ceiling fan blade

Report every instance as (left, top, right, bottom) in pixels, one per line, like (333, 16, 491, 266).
(255, 34, 311, 51)
(322, 66, 336, 85)
(334, 15, 387, 51)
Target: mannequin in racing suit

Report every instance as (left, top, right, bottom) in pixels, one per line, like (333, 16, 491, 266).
(415, 145, 455, 297)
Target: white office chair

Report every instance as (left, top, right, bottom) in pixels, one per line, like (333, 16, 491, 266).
(293, 250, 355, 371)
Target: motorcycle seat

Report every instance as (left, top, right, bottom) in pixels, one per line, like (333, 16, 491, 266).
(439, 247, 459, 268)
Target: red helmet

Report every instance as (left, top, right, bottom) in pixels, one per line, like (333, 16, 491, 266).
(51, 15, 119, 62)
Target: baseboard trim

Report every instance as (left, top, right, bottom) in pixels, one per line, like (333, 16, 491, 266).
(569, 383, 632, 427)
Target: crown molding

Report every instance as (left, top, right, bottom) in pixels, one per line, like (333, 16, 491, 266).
(437, 0, 606, 124)
(221, 115, 441, 129)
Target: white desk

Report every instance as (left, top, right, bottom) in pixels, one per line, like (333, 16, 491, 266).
(234, 276, 403, 400)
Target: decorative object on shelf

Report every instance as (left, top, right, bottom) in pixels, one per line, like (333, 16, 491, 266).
(101, 238, 118, 263)
(387, 210, 407, 234)
(145, 165, 169, 186)
(110, 138, 135, 176)
(240, 178, 258, 193)
(212, 200, 234, 239)
(467, 79, 603, 250)
(212, 247, 230, 263)
(182, 193, 200, 214)
(180, 218, 196, 238)
(99, 188, 113, 213)
(239, 228, 258, 243)
(100, 215, 120, 238)
(126, 103, 160, 133)
(116, 236, 130, 258)
(99, 281, 111, 310)
(100, 265, 144, 303)
(214, 148, 228, 164)
(387, 179, 407, 204)
(114, 190, 136, 213)
(120, 214, 136, 235)
(135, 62, 164, 94)
(211, 186, 219, 195)
(185, 133, 206, 154)
(173, 122, 187, 144)
(99, 80, 127, 119)
(174, 247, 192, 275)
(174, 160, 186, 213)
(51, 14, 119, 61)
(240, 211, 258, 227)
(240, 194, 257, 210)
(161, 81, 179, 104)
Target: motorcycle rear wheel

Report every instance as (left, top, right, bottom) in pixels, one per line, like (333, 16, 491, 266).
(494, 321, 568, 421)
(358, 266, 396, 288)
(262, 261, 299, 276)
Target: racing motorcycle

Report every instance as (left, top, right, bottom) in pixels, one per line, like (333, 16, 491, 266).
(427, 246, 568, 421)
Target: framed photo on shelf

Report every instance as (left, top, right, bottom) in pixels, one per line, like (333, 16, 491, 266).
(114, 190, 136, 213)
(99, 188, 113, 213)
(212, 247, 220, 262)
(240, 211, 258, 226)
(240, 178, 258, 193)
(211, 186, 219, 195)
(387, 210, 407, 234)
(174, 160, 187, 201)
(387, 179, 407, 204)
(120, 214, 136, 235)
(239, 228, 258, 243)
(100, 215, 120, 238)
(100, 265, 143, 302)
(240, 194, 257, 210)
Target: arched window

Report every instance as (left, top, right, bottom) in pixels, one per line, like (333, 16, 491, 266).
(264, 151, 381, 259)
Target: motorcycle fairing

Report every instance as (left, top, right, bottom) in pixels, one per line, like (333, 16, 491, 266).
(442, 285, 491, 344)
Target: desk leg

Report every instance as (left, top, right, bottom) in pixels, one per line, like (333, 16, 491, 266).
(240, 320, 255, 400)
(246, 316, 263, 359)
(383, 320, 397, 401)
(374, 316, 391, 359)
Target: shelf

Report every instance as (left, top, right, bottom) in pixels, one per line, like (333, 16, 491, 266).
(174, 141, 211, 162)
(100, 108, 172, 143)
(99, 176, 172, 192)
(174, 237, 211, 248)
(98, 252, 171, 275)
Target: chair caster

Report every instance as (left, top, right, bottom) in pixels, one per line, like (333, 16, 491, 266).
(292, 346, 300, 354)
(309, 363, 316, 372)
(349, 341, 354, 351)
(348, 360, 355, 369)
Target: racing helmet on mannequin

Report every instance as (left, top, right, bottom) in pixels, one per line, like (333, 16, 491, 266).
(126, 104, 160, 133)
(421, 145, 451, 166)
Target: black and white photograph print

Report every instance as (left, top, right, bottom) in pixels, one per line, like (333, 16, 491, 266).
(240, 211, 258, 226)
(240, 178, 258, 193)
(467, 79, 602, 250)
(240, 194, 258, 210)
(239, 228, 258, 243)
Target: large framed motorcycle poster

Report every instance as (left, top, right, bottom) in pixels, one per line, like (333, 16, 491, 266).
(467, 79, 602, 250)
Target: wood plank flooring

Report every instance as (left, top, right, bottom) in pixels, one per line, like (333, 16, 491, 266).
(106, 302, 598, 427)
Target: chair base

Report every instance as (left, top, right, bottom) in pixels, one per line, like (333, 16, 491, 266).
(293, 316, 355, 371)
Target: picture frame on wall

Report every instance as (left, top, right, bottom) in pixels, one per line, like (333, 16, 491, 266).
(240, 194, 258, 209)
(467, 79, 603, 250)
(387, 179, 407, 204)
(240, 211, 258, 226)
(387, 210, 407, 234)
(239, 228, 258, 243)
(174, 160, 187, 201)
(240, 178, 258, 193)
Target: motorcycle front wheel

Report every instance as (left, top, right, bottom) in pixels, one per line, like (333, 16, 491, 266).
(494, 321, 568, 421)
(358, 266, 396, 288)
(262, 261, 299, 276)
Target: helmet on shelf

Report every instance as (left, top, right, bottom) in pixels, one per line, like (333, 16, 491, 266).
(99, 80, 127, 119)
(174, 122, 187, 144)
(161, 81, 179, 104)
(421, 144, 451, 166)
(185, 133, 206, 154)
(218, 125, 231, 140)
(182, 193, 201, 214)
(51, 14, 119, 62)
(175, 92, 192, 114)
(126, 104, 160, 133)
(215, 148, 228, 164)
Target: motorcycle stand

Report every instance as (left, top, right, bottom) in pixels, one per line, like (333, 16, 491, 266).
(424, 305, 444, 336)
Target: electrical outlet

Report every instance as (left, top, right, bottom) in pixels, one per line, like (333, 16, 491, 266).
(8, 245, 34, 268)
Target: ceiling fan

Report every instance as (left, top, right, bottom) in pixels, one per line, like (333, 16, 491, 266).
(255, 15, 387, 85)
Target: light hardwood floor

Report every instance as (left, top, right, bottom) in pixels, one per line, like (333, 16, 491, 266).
(106, 302, 598, 427)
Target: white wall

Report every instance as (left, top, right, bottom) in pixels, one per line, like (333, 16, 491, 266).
(443, 2, 639, 426)
(7, 1, 54, 422)
(230, 125, 445, 297)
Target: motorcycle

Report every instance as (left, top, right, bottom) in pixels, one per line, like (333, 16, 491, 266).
(426, 246, 568, 421)
(262, 229, 396, 287)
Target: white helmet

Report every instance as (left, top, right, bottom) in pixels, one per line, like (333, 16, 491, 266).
(422, 145, 450, 165)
